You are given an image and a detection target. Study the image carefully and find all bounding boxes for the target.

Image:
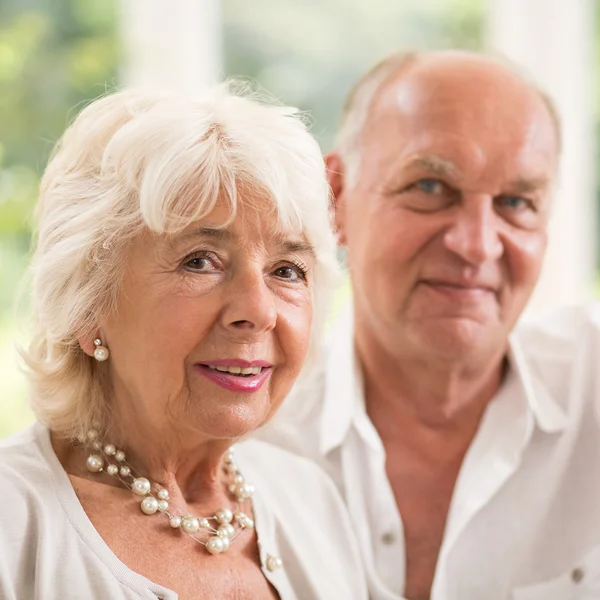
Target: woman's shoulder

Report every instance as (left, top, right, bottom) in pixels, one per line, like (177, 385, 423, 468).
(0, 424, 48, 479)
(236, 438, 352, 541)
(236, 438, 336, 494)
(236, 438, 349, 524)
(0, 424, 57, 521)
(236, 439, 369, 599)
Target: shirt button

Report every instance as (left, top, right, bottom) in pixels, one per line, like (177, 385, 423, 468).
(266, 554, 283, 572)
(571, 568, 585, 583)
(381, 532, 396, 545)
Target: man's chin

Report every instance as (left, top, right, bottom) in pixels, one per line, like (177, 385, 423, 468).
(409, 317, 500, 361)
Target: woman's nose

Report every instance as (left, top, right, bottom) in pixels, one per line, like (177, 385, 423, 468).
(221, 270, 277, 335)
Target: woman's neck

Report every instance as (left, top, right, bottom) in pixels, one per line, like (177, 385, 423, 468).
(52, 425, 238, 509)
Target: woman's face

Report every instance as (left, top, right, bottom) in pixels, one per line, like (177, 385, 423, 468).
(97, 198, 315, 441)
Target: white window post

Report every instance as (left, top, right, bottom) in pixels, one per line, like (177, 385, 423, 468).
(119, 0, 222, 93)
(486, 0, 597, 315)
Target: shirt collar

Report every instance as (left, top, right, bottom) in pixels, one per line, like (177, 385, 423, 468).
(319, 303, 361, 455)
(508, 329, 568, 433)
(318, 305, 568, 455)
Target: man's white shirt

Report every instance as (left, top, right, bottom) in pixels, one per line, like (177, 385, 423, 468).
(259, 302, 600, 600)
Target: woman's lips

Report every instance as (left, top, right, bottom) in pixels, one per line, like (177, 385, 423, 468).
(194, 364, 272, 392)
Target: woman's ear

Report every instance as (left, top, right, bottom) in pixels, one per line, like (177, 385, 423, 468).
(79, 332, 106, 358)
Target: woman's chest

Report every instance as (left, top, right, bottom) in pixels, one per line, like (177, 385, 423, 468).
(76, 485, 280, 599)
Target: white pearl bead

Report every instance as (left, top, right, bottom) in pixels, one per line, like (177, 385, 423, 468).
(132, 477, 151, 496)
(94, 347, 109, 361)
(215, 508, 233, 524)
(233, 474, 244, 484)
(106, 464, 118, 476)
(199, 518, 211, 529)
(266, 555, 283, 572)
(233, 482, 254, 499)
(181, 517, 200, 534)
(104, 444, 116, 456)
(206, 536, 224, 555)
(140, 496, 158, 515)
(157, 488, 169, 500)
(119, 466, 131, 477)
(115, 450, 126, 462)
(91, 440, 102, 450)
(87, 430, 98, 440)
(217, 524, 235, 538)
(86, 454, 104, 473)
(235, 513, 253, 529)
(219, 536, 230, 552)
(169, 516, 182, 528)
(157, 500, 169, 512)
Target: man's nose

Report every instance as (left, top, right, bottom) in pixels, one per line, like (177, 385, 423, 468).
(221, 270, 278, 336)
(443, 197, 504, 265)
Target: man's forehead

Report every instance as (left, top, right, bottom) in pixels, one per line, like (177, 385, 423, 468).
(361, 70, 558, 182)
(369, 55, 554, 133)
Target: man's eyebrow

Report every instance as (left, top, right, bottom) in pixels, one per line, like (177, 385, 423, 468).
(505, 176, 552, 194)
(406, 155, 460, 177)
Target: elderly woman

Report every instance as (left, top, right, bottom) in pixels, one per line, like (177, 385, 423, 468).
(0, 87, 367, 600)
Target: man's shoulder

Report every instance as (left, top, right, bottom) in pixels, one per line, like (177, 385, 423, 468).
(515, 303, 600, 358)
(512, 303, 600, 419)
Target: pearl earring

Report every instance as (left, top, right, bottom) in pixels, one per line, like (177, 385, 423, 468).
(93, 338, 110, 362)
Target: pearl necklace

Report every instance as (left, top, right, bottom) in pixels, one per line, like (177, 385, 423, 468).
(83, 430, 255, 555)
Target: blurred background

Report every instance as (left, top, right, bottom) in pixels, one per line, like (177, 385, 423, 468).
(0, 0, 598, 438)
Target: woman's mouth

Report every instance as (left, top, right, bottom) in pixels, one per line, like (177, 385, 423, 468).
(194, 362, 273, 392)
(206, 365, 264, 377)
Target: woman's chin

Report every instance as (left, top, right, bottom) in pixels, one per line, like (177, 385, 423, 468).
(187, 401, 271, 441)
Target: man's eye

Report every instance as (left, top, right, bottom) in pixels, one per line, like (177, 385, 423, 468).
(497, 196, 531, 210)
(415, 179, 444, 194)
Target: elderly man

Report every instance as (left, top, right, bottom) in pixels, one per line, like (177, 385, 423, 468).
(260, 50, 600, 600)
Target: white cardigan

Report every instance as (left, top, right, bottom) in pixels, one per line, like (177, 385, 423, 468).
(0, 423, 368, 600)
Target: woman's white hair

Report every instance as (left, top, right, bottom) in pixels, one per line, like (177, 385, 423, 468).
(22, 83, 339, 440)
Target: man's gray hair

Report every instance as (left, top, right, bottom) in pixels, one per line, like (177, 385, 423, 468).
(333, 50, 562, 188)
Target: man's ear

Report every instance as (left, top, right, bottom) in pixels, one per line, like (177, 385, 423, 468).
(324, 151, 348, 246)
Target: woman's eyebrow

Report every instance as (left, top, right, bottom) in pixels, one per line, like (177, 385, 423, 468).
(279, 239, 316, 258)
(167, 226, 233, 249)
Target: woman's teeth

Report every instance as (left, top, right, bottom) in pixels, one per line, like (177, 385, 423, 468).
(207, 365, 263, 376)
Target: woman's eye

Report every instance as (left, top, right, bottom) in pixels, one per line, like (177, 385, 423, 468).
(415, 179, 444, 194)
(184, 255, 216, 272)
(273, 265, 306, 282)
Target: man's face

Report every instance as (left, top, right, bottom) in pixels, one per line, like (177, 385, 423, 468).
(334, 57, 559, 362)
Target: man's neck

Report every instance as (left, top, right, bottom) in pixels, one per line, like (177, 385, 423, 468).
(356, 328, 507, 439)
(355, 325, 508, 600)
